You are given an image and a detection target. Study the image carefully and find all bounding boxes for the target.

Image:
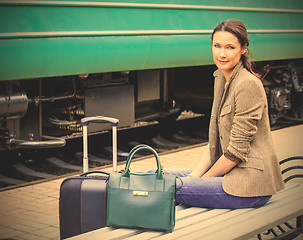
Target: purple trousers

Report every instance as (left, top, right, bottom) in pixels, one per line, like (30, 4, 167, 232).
(163, 169, 271, 209)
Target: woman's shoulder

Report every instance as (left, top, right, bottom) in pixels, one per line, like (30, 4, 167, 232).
(236, 68, 263, 89)
(232, 68, 267, 100)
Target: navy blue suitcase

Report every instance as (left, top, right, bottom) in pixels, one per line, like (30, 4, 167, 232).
(59, 116, 119, 239)
(59, 170, 109, 239)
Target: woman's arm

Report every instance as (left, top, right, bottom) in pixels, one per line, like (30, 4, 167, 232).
(202, 155, 237, 178)
(189, 145, 212, 178)
(190, 144, 238, 178)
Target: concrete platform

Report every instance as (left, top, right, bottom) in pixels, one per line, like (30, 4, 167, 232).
(0, 125, 302, 240)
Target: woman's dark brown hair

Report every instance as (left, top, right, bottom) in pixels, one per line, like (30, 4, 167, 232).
(212, 19, 259, 78)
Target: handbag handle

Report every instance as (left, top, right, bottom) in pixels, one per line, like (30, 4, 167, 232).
(125, 144, 150, 163)
(122, 145, 163, 179)
(79, 170, 109, 177)
(81, 116, 119, 126)
(176, 176, 183, 192)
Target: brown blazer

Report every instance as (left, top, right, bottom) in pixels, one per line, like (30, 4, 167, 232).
(209, 61, 285, 197)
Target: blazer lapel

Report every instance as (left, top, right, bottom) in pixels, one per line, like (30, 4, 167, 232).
(212, 70, 225, 118)
(218, 61, 243, 114)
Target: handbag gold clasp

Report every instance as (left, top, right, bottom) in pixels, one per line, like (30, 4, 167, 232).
(133, 191, 148, 196)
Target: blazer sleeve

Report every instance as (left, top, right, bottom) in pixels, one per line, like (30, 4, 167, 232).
(226, 77, 267, 162)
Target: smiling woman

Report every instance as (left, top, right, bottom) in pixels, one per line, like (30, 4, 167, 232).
(162, 19, 285, 209)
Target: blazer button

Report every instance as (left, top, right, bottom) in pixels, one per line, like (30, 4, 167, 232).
(211, 146, 215, 149)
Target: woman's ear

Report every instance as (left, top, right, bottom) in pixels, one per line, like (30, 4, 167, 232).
(241, 44, 248, 55)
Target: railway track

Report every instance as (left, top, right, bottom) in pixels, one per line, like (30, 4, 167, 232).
(0, 113, 209, 190)
(0, 113, 299, 191)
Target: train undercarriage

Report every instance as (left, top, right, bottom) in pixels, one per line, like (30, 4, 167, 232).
(261, 60, 303, 125)
(0, 58, 302, 151)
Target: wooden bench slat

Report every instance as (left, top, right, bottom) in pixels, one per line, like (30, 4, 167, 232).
(139, 202, 278, 240)
(181, 186, 303, 240)
(199, 193, 303, 240)
(67, 227, 142, 239)
(124, 230, 164, 240)
(175, 208, 230, 229)
(157, 183, 302, 239)
(111, 209, 230, 240)
(176, 206, 209, 220)
(267, 182, 300, 201)
(155, 209, 253, 240)
(233, 198, 303, 240)
(149, 185, 303, 240)
(122, 208, 213, 240)
(89, 228, 142, 239)
(67, 205, 188, 239)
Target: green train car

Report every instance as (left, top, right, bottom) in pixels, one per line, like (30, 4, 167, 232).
(0, 0, 302, 150)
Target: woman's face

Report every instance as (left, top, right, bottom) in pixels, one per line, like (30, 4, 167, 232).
(212, 31, 247, 80)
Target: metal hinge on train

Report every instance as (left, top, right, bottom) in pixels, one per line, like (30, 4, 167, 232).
(289, 61, 303, 93)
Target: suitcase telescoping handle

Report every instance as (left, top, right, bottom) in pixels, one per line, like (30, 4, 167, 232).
(81, 116, 119, 173)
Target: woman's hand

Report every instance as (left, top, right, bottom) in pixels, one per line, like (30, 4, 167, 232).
(202, 154, 237, 178)
(190, 145, 212, 178)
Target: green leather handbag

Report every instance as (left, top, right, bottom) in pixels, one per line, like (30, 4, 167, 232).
(106, 145, 178, 232)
